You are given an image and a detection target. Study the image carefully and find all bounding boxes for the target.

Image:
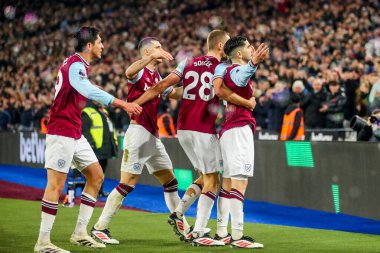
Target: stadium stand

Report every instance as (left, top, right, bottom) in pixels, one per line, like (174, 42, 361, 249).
(1, 0, 380, 134)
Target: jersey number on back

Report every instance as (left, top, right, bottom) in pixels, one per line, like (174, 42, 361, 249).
(183, 71, 214, 101)
(54, 70, 63, 99)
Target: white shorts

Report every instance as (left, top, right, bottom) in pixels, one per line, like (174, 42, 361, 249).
(177, 130, 222, 174)
(121, 124, 172, 174)
(45, 134, 98, 173)
(220, 125, 254, 178)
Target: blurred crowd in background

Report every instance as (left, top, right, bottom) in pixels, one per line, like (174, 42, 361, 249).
(1, 0, 380, 133)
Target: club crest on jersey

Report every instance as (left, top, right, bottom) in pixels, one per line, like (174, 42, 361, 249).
(58, 159, 66, 168)
(133, 163, 141, 171)
(244, 164, 252, 172)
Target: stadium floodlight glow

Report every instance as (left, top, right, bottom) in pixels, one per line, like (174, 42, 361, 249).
(174, 168, 193, 191)
(285, 141, 315, 168)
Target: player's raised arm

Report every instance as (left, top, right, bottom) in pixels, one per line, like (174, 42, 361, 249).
(133, 73, 181, 105)
(125, 48, 173, 80)
(228, 43, 269, 87)
(213, 63, 255, 111)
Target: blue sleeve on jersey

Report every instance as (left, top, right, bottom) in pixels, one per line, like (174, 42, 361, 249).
(172, 59, 187, 78)
(68, 62, 114, 106)
(230, 61, 258, 87)
(128, 69, 144, 84)
(212, 63, 228, 82)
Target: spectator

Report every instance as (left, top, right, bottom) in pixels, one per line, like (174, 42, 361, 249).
(266, 81, 290, 132)
(320, 81, 347, 129)
(357, 109, 380, 142)
(19, 100, 34, 131)
(280, 94, 305, 141)
(82, 100, 119, 197)
(1, 0, 380, 135)
(0, 100, 11, 130)
(302, 78, 328, 129)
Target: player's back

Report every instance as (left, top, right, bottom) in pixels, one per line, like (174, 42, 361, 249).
(220, 64, 256, 136)
(127, 67, 162, 136)
(177, 55, 220, 134)
(47, 53, 88, 139)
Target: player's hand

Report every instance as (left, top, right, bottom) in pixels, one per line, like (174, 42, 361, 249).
(247, 97, 256, 111)
(251, 43, 269, 65)
(150, 49, 173, 61)
(123, 102, 142, 115)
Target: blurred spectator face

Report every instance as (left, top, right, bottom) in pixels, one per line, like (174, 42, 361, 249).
(23, 100, 31, 110)
(374, 58, 380, 73)
(292, 80, 304, 94)
(312, 79, 323, 92)
(329, 83, 340, 94)
(259, 80, 270, 91)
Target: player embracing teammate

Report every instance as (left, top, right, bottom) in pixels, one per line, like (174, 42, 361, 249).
(213, 36, 269, 248)
(133, 30, 260, 247)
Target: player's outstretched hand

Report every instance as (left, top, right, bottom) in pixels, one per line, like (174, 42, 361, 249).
(123, 102, 142, 115)
(251, 43, 269, 65)
(150, 49, 173, 61)
(247, 97, 257, 111)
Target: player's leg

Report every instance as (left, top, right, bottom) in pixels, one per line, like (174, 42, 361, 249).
(230, 177, 248, 242)
(175, 131, 204, 220)
(174, 174, 203, 219)
(35, 135, 77, 253)
(223, 126, 263, 249)
(148, 136, 193, 237)
(193, 173, 219, 233)
(92, 171, 138, 244)
(153, 168, 179, 211)
(191, 133, 224, 246)
(215, 177, 232, 244)
(35, 169, 70, 253)
(92, 125, 148, 244)
(69, 136, 106, 249)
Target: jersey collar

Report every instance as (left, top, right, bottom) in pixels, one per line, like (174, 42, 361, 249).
(75, 53, 90, 66)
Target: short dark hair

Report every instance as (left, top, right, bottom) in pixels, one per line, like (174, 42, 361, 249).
(138, 37, 159, 55)
(223, 36, 247, 57)
(207, 30, 229, 51)
(328, 80, 340, 86)
(373, 109, 380, 115)
(73, 26, 100, 52)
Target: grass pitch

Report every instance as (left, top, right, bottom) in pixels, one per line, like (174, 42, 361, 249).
(0, 198, 379, 253)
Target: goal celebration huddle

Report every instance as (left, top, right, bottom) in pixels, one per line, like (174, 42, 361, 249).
(34, 26, 269, 253)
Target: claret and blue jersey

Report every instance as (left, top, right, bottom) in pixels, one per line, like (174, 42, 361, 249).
(47, 53, 115, 139)
(212, 61, 258, 137)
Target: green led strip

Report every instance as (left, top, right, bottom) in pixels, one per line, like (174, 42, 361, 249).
(285, 141, 314, 167)
(174, 168, 193, 191)
(331, 184, 340, 213)
(119, 136, 124, 150)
